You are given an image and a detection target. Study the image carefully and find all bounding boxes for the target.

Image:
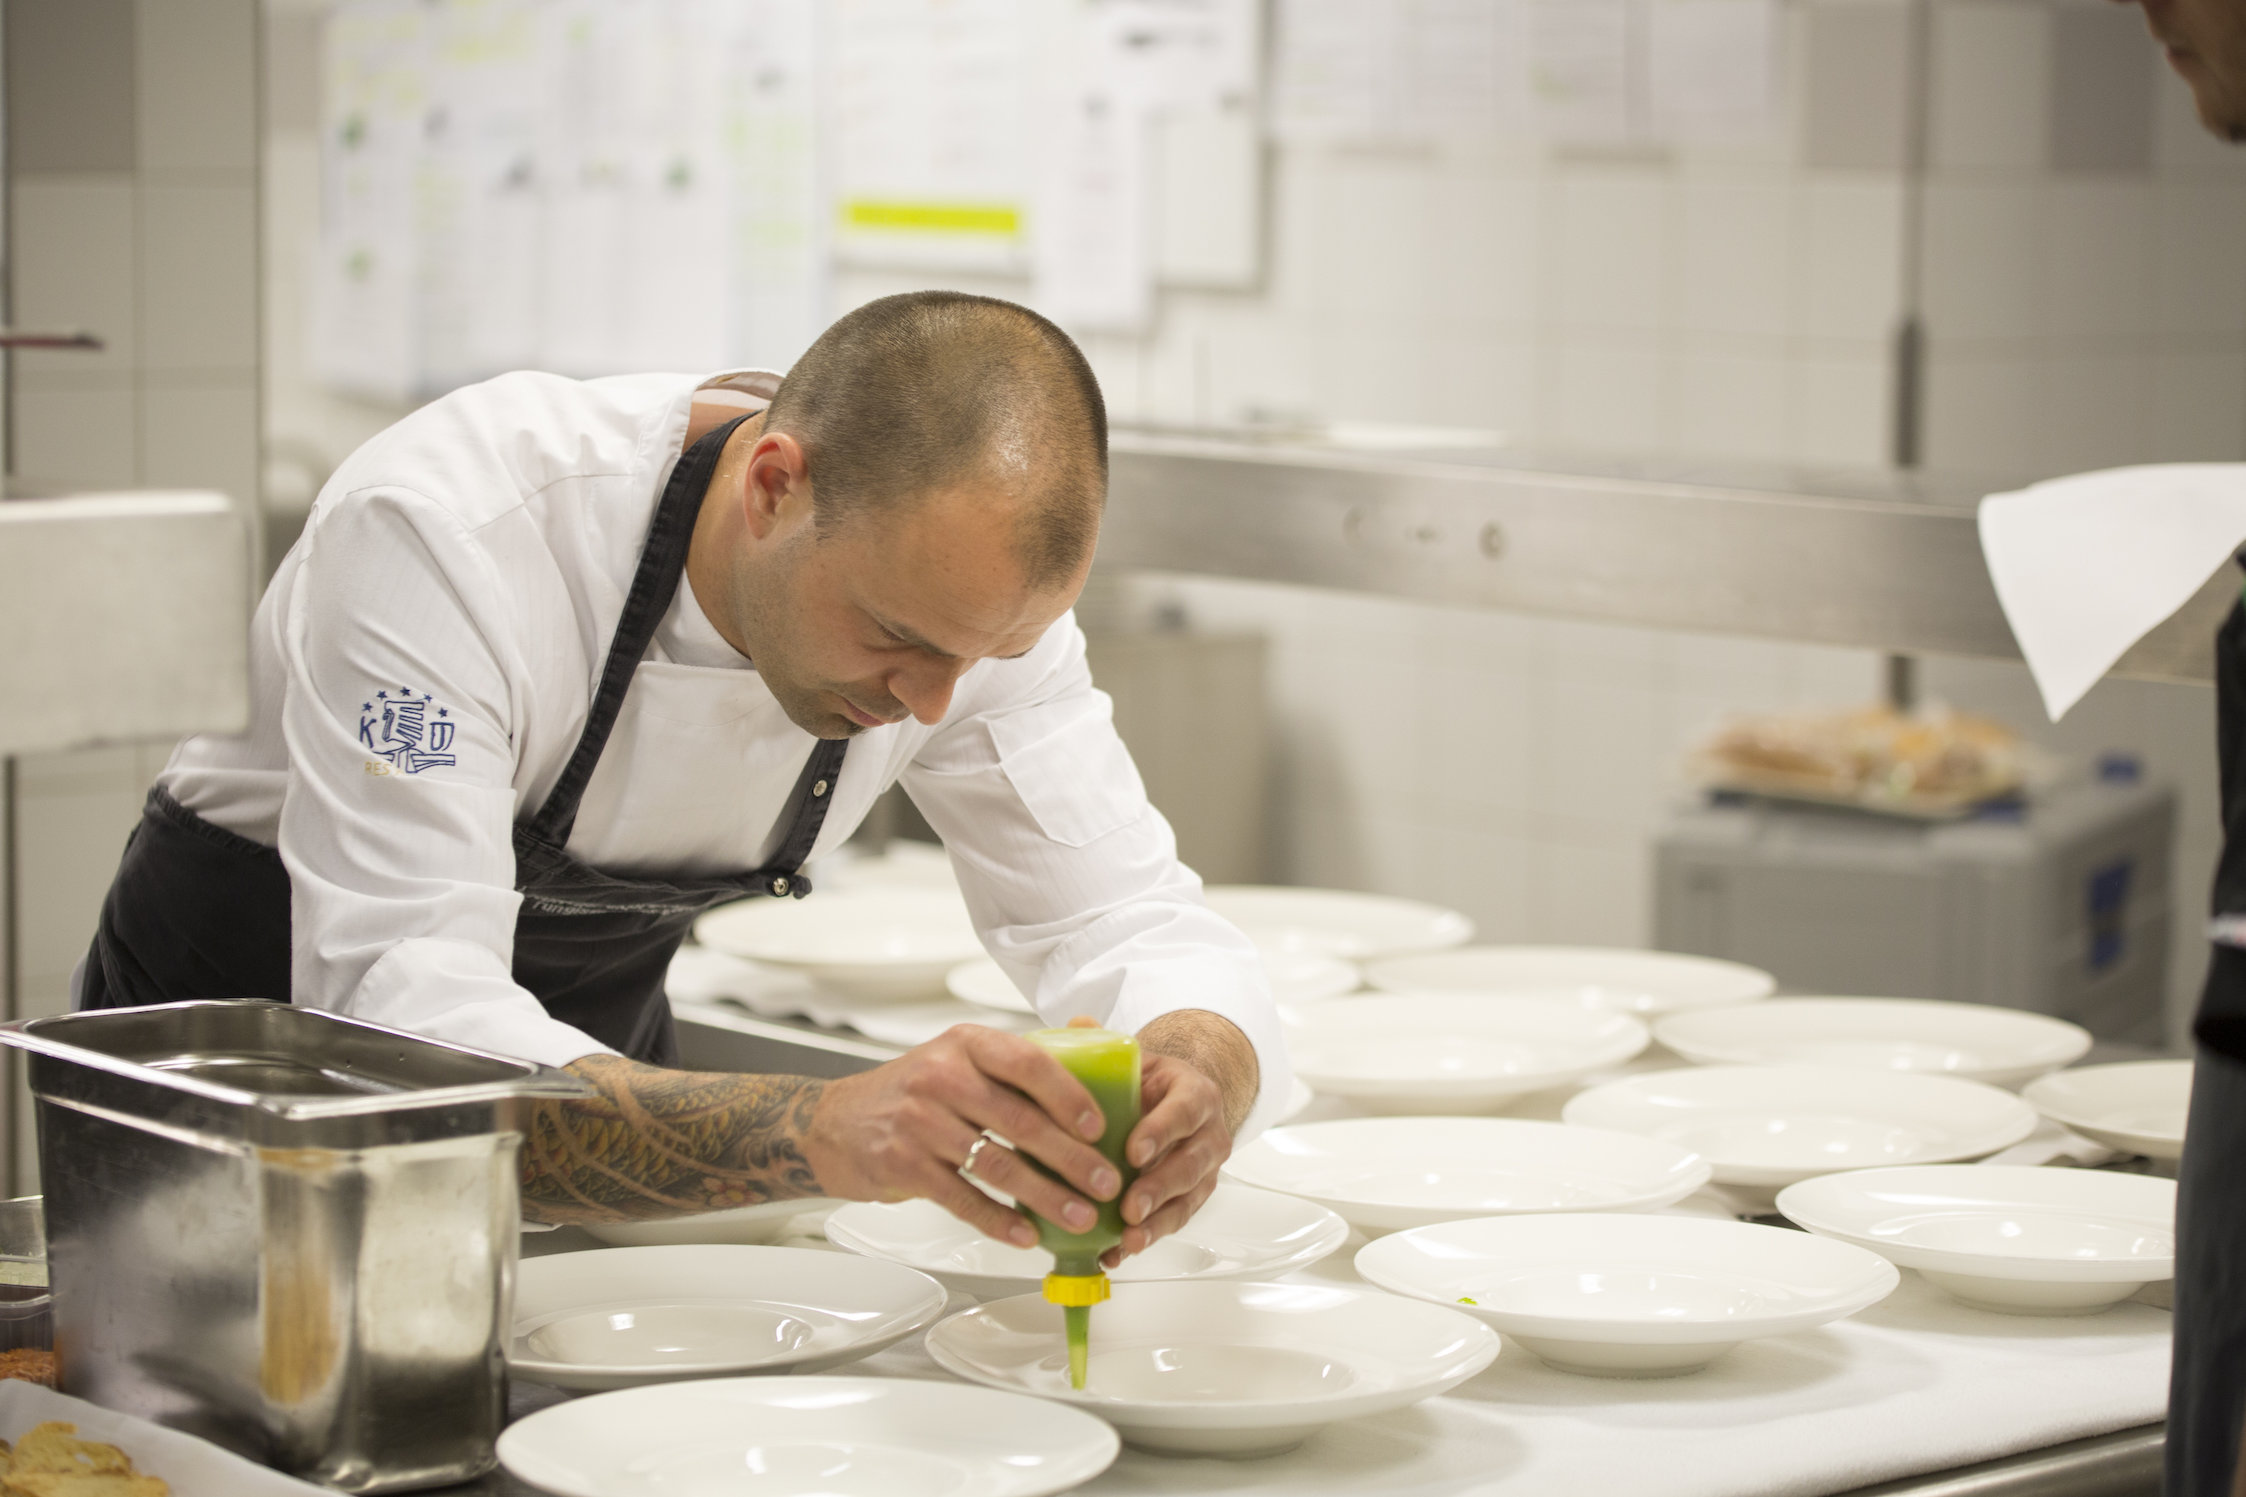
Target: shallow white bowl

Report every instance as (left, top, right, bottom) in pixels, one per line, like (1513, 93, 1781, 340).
(583, 1199, 836, 1249)
(1203, 886, 1473, 961)
(1655, 998, 2092, 1089)
(924, 1281, 1499, 1456)
(1355, 1212, 1898, 1376)
(1563, 1064, 2038, 1192)
(2023, 1060, 2193, 1161)
(509, 1245, 947, 1391)
(1286, 995, 1649, 1112)
(498, 1376, 1118, 1497)
(945, 949, 1360, 1014)
(695, 889, 983, 1002)
(824, 1183, 1350, 1301)
(1777, 1164, 2177, 1315)
(1364, 945, 1774, 1017)
(1222, 1116, 1711, 1235)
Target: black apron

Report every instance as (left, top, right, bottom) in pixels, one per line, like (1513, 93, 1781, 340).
(2172, 562, 2246, 1497)
(79, 414, 848, 1066)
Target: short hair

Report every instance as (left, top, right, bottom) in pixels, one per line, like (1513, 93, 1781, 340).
(762, 292, 1108, 589)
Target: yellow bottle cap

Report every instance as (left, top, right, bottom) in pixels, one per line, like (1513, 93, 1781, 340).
(1043, 1272, 1111, 1307)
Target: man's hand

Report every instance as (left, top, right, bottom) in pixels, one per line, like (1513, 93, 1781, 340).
(1105, 1009, 1260, 1267)
(801, 1024, 1122, 1251)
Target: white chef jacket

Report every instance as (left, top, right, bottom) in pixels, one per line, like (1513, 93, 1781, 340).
(160, 368, 1290, 1139)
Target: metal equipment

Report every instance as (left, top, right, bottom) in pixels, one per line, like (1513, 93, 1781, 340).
(0, 1001, 586, 1492)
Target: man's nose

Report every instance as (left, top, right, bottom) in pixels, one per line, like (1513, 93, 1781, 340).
(889, 656, 971, 726)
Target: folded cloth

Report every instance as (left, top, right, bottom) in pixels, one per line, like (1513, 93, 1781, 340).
(1979, 463, 2246, 721)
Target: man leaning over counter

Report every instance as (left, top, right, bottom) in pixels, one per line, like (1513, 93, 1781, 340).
(74, 290, 1288, 1261)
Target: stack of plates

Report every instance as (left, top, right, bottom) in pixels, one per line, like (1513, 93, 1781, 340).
(823, 1183, 1348, 1301)
(945, 951, 1360, 1014)
(1654, 998, 2091, 1089)
(1223, 1116, 1710, 1234)
(1285, 995, 1648, 1113)
(1365, 946, 1774, 1017)
(1204, 886, 1473, 960)
(499, 1378, 1119, 1497)
(924, 1281, 1499, 1456)
(1356, 1213, 1898, 1376)
(1779, 1165, 2176, 1314)
(695, 888, 983, 1003)
(583, 1199, 833, 1248)
(1562, 1065, 2038, 1203)
(2023, 1060, 2193, 1161)
(507, 1246, 946, 1391)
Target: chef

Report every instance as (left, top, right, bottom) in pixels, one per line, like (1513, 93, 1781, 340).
(2100, 3, 2246, 1493)
(78, 290, 1287, 1257)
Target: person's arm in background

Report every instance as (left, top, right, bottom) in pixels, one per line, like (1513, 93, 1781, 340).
(900, 610, 1287, 1261)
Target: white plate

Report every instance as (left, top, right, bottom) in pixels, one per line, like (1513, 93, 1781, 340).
(1563, 1065, 2039, 1190)
(823, 1183, 1350, 1301)
(2023, 1060, 2194, 1161)
(1286, 996, 1649, 1112)
(1366, 946, 1774, 1017)
(583, 1200, 836, 1249)
(924, 1281, 1499, 1457)
(1654, 998, 2091, 1089)
(1204, 886, 1473, 961)
(1355, 1213, 1898, 1376)
(695, 889, 983, 1002)
(1221, 1116, 1711, 1234)
(945, 950, 1361, 1015)
(1277, 1076, 1316, 1123)
(1778, 1164, 2177, 1314)
(497, 1376, 1118, 1497)
(508, 1245, 947, 1390)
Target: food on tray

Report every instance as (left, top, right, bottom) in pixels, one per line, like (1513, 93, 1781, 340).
(0, 1352, 54, 1389)
(1694, 704, 2025, 815)
(0, 1421, 169, 1496)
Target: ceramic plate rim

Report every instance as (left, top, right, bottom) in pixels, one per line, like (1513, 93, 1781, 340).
(1363, 945, 1776, 1012)
(1287, 995, 1649, 1097)
(1353, 1213, 1899, 1344)
(1652, 998, 2092, 1080)
(507, 1245, 947, 1383)
(1775, 1165, 2177, 1282)
(494, 1374, 1120, 1497)
(2022, 1061, 2193, 1155)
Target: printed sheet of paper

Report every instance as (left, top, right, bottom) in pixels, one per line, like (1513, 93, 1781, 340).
(724, 0, 826, 370)
(1647, 0, 1778, 141)
(1528, 0, 1632, 142)
(829, 0, 1032, 271)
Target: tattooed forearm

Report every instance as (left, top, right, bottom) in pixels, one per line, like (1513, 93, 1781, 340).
(518, 1054, 829, 1226)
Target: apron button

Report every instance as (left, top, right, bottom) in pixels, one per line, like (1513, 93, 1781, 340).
(812, 779, 829, 797)
(768, 875, 790, 897)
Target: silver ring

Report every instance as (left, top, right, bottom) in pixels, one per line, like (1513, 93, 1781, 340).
(960, 1133, 997, 1181)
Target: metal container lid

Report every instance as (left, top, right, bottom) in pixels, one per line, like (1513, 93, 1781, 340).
(1, 1001, 590, 1151)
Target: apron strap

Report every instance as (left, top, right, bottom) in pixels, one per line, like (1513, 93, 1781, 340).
(531, 412, 752, 845)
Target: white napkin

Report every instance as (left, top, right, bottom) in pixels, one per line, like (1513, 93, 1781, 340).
(1979, 463, 2246, 721)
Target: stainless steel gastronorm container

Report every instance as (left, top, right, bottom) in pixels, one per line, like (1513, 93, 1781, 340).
(0, 1001, 589, 1492)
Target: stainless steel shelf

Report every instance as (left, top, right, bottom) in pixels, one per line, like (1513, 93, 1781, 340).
(1101, 432, 2225, 686)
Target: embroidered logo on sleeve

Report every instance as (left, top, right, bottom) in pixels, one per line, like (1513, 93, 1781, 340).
(358, 687, 459, 774)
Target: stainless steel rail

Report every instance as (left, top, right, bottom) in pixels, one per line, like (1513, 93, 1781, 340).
(1100, 432, 2227, 686)
(1836, 1426, 2162, 1497)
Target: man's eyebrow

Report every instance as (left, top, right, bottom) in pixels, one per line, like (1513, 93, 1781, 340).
(870, 610, 1037, 661)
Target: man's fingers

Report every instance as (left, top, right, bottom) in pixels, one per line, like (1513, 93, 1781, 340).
(960, 1075, 1119, 1201)
(1117, 1172, 1221, 1257)
(962, 1027, 1105, 1142)
(960, 1135, 1102, 1235)
(1122, 1123, 1230, 1226)
(1125, 1060, 1225, 1172)
(927, 1170, 1039, 1248)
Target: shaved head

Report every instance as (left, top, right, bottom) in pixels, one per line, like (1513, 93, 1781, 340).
(760, 291, 1108, 587)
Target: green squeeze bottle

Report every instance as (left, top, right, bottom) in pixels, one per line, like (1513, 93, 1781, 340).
(1022, 1026, 1141, 1390)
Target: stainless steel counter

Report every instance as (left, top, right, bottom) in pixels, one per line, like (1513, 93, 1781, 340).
(1100, 431, 2227, 686)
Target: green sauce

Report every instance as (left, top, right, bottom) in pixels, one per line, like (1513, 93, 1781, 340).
(1022, 1027, 1140, 1389)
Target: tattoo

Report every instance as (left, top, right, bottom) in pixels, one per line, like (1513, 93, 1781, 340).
(1139, 1010, 1260, 1135)
(518, 1054, 828, 1225)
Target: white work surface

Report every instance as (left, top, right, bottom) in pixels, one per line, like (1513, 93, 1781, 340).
(663, 1190, 2167, 1497)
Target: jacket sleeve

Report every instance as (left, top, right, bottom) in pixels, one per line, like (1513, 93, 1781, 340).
(276, 486, 612, 1068)
(900, 614, 1292, 1141)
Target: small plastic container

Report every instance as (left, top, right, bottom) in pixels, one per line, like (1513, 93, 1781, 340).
(0, 1197, 51, 1353)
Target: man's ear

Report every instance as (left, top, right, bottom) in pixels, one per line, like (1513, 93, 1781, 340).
(742, 431, 811, 540)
